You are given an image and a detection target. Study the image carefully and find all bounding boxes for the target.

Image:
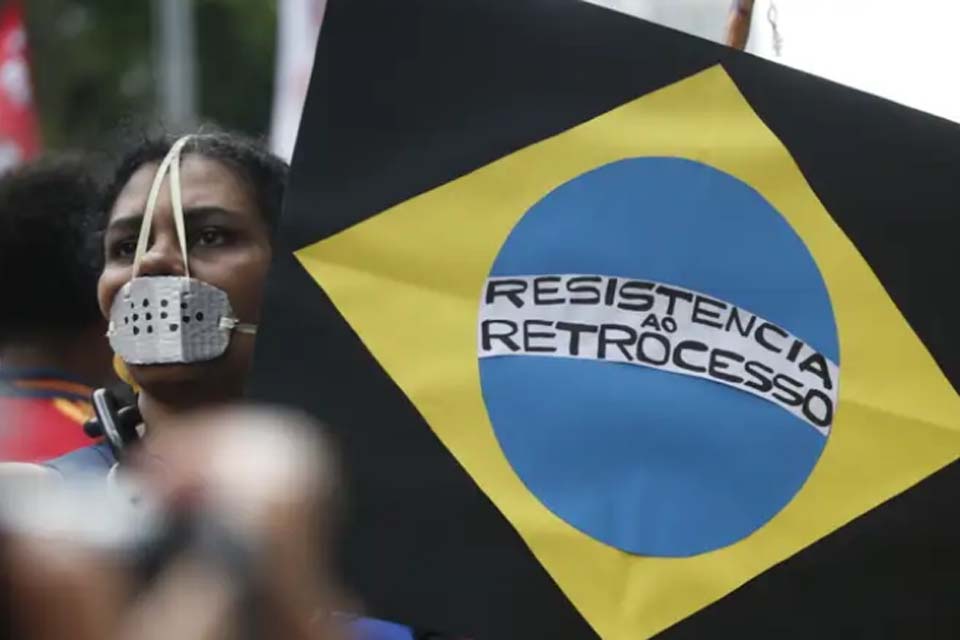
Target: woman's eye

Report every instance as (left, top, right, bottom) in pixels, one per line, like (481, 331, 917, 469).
(109, 238, 137, 260)
(195, 227, 229, 247)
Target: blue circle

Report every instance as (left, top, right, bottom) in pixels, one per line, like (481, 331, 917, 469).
(478, 157, 838, 556)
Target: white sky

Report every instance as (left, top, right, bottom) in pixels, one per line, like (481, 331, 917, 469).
(586, 0, 960, 124)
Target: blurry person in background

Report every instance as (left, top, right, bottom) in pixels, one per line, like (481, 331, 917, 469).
(0, 405, 347, 640)
(0, 157, 115, 462)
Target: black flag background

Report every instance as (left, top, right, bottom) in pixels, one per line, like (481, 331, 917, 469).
(249, 1, 959, 637)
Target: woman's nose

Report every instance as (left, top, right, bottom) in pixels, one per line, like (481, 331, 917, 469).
(136, 232, 187, 277)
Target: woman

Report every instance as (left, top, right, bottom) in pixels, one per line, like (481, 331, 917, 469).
(37, 131, 279, 473)
(98, 132, 280, 433)
(38, 131, 446, 640)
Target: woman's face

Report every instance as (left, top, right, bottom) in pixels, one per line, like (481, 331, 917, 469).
(98, 154, 273, 396)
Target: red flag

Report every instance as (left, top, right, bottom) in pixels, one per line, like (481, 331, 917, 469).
(0, 0, 40, 173)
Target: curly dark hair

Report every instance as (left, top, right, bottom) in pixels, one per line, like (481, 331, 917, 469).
(0, 156, 103, 342)
(99, 129, 289, 237)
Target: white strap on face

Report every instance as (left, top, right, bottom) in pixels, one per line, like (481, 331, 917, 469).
(131, 135, 193, 279)
(218, 316, 258, 336)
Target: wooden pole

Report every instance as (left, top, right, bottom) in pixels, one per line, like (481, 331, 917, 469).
(725, 0, 756, 51)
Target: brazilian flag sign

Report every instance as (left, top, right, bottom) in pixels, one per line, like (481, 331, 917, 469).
(250, 0, 960, 637)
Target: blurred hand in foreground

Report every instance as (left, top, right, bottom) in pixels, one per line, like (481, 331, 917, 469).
(1, 405, 347, 640)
